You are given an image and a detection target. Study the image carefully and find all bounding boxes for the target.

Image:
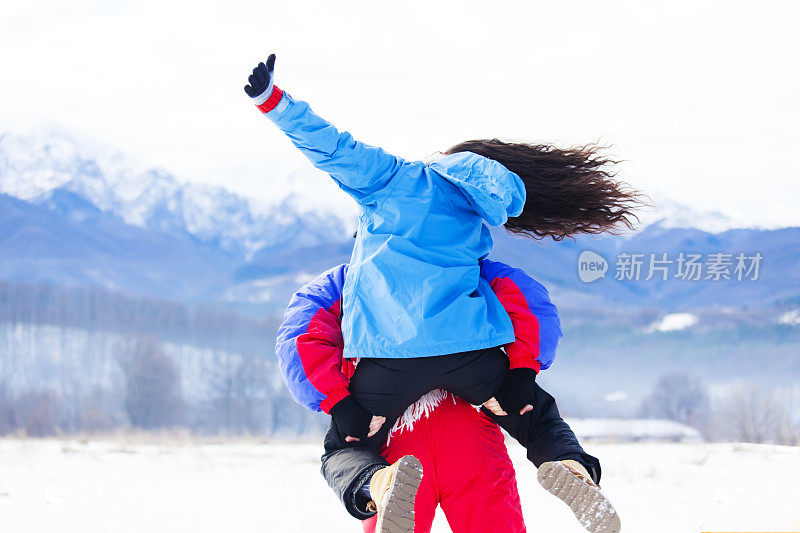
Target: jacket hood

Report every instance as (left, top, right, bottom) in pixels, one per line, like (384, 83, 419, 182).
(428, 152, 526, 226)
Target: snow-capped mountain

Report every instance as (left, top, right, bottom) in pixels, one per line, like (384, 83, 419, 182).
(0, 125, 350, 261)
(2, 124, 799, 313)
(634, 196, 744, 234)
(0, 124, 760, 249)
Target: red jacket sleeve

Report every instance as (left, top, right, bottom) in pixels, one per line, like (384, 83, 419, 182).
(490, 277, 541, 371)
(482, 259, 563, 373)
(295, 300, 352, 413)
(275, 264, 356, 413)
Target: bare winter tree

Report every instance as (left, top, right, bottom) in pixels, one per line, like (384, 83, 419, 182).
(205, 349, 271, 435)
(639, 373, 710, 431)
(77, 387, 126, 433)
(13, 389, 61, 437)
(0, 384, 63, 437)
(0, 381, 15, 435)
(120, 336, 184, 430)
(715, 385, 799, 445)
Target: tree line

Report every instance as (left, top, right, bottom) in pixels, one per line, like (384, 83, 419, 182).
(0, 281, 326, 437)
(639, 373, 800, 445)
(0, 280, 278, 353)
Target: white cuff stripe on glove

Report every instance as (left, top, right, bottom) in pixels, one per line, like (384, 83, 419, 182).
(251, 77, 275, 105)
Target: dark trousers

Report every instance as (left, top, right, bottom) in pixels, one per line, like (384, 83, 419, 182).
(321, 347, 600, 519)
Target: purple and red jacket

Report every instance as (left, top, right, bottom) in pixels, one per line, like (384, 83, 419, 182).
(274, 259, 562, 413)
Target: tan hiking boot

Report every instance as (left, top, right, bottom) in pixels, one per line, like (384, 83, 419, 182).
(538, 459, 621, 533)
(365, 455, 423, 533)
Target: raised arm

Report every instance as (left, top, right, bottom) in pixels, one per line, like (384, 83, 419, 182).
(245, 54, 406, 206)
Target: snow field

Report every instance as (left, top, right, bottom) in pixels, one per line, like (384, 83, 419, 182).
(1, 439, 799, 532)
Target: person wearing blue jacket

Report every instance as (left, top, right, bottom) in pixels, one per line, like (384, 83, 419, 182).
(247, 53, 637, 533)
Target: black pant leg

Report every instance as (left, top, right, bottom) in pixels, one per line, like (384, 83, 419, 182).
(437, 347, 509, 405)
(482, 382, 602, 484)
(422, 348, 601, 482)
(348, 358, 432, 419)
(320, 419, 389, 519)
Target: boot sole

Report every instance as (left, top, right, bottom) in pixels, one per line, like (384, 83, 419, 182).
(375, 455, 423, 533)
(537, 461, 621, 533)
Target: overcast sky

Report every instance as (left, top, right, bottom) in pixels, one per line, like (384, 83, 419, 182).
(2, 0, 798, 226)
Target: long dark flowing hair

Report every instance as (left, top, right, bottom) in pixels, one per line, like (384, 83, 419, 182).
(446, 139, 646, 240)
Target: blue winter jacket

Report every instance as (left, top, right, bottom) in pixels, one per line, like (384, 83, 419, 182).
(260, 90, 526, 359)
(274, 260, 562, 413)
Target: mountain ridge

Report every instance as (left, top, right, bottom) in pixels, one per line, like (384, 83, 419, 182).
(0, 127, 352, 261)
(1, 125, 799, 315)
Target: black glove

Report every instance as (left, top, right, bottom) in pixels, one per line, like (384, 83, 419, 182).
(329, 395, 372, 440)
(494, 368, 537, 415)
(244, 53, 276, 98)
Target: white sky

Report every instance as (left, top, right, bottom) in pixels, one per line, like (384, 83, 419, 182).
(2, 0, 799, 226)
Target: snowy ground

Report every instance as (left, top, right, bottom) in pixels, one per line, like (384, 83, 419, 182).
(1, 438, 799, 533)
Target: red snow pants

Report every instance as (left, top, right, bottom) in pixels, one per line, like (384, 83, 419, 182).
(361, 393, 526, 533)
